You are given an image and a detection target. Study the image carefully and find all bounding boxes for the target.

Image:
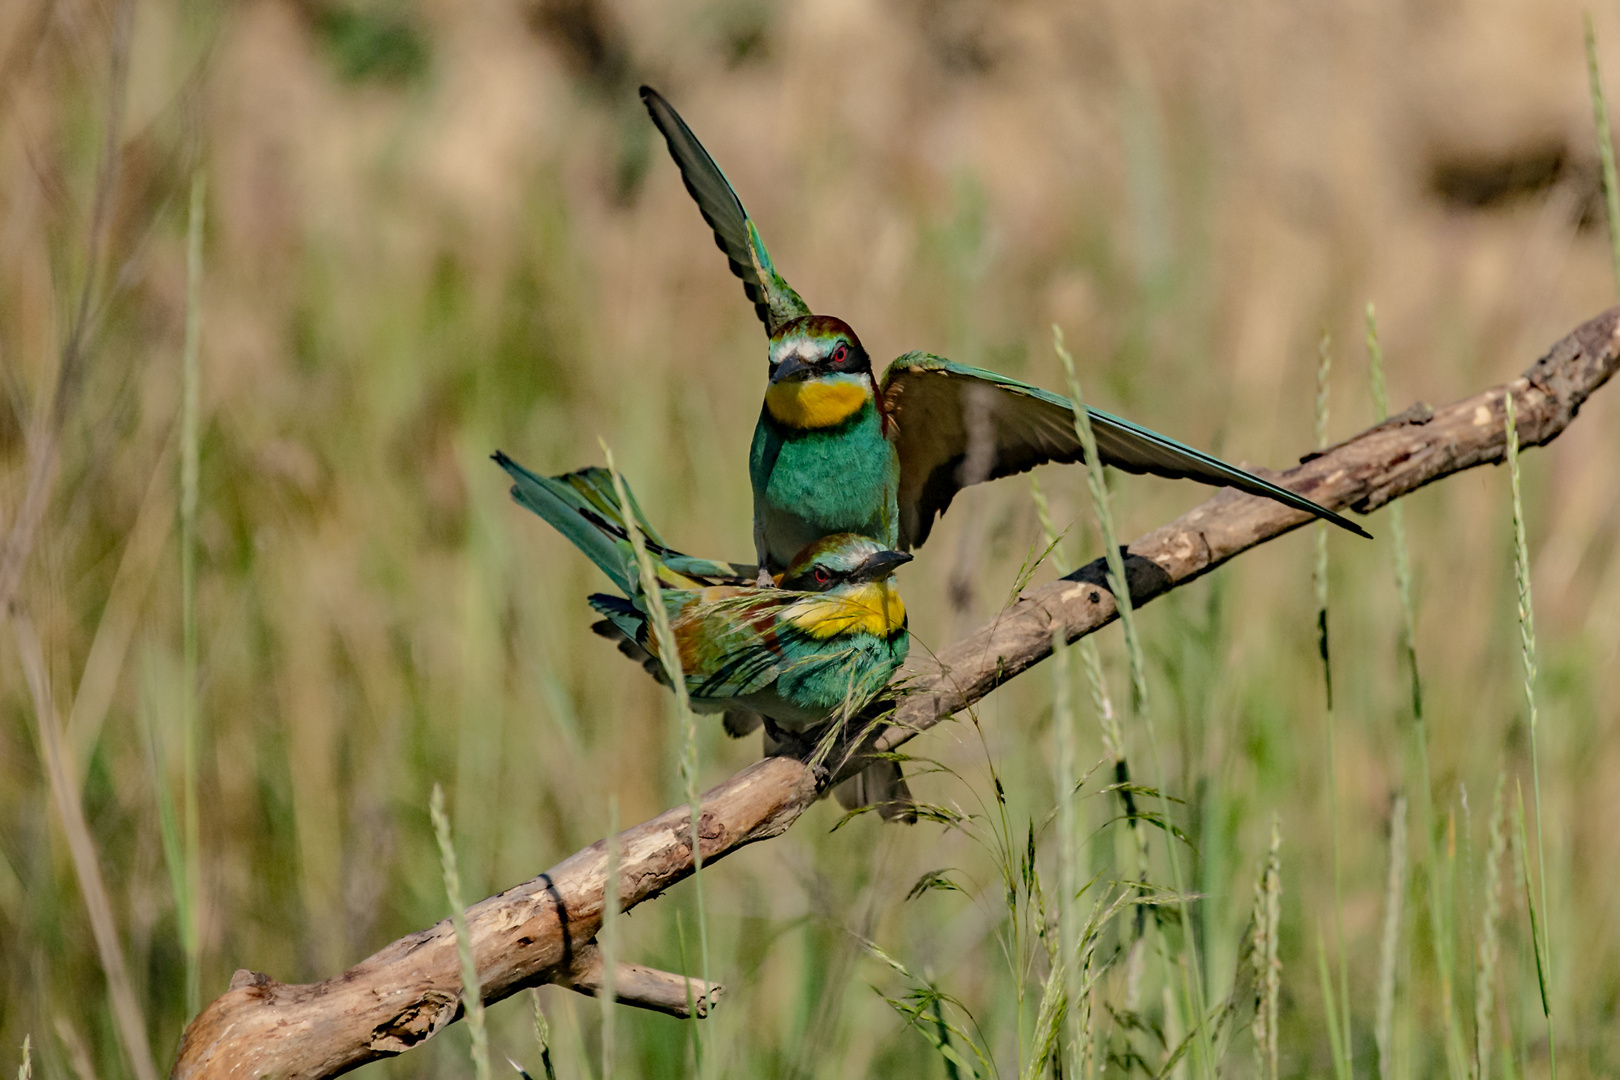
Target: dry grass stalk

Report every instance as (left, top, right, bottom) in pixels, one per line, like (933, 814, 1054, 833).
(1032, 477, 1084, 1078)
(602, 443, 712, 1035)
(1377, 794, 1409, 1080)
(10, 614, 159, 1080)
(1474, 772, 1507, 1080)
(600, 799, 621, 1080)
(179, 167, 207, 1020)
(1585, 14, 1620, 295)
(1056, 317, 1209, 1074)
(1251, 817, 1282, 1080)
(430, 784, 490, 1080)
(1505, 393, 1557, 1080)
(1314, 331, 1353, 1080)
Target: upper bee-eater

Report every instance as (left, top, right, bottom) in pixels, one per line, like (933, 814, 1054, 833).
(494, 452, 915, 817)
(639, 87, 1371, 577)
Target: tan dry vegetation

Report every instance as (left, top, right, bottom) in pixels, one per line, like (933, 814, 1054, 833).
(3, 0, 1620, 1076)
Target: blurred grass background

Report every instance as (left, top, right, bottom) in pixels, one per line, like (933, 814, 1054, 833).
(4, 0, 1620, 1076)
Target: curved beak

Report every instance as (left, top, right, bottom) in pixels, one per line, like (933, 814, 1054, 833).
(852, 549, 913, 583)
(770, 353, 815, 384)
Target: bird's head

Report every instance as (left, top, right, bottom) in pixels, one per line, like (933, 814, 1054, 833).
(778, 534, 911, 641)
(763, 316, 875, 429)
(779, 535, 911, 592)
(768, 315, 870, 382)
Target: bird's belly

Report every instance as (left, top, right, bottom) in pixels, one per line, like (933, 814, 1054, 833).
(752, 419, 897, 568)
(738, 633, 909, 731)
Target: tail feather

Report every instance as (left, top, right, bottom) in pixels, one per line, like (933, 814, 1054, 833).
(494, 453, 644, 594)
(588, 597, 649, 656)
(835, 760, 916, 823)
(495, 451, 756, 591)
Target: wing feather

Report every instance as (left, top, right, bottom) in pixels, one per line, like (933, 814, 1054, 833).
(640, 86, 810, 334)
(878, 353, 1370, 547)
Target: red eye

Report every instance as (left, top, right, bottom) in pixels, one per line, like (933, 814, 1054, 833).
(812, 567, 830, 585)
(831, 344, 848, 364)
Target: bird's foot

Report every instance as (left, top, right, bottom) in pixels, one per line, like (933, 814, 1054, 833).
(755, 567, 774, 588)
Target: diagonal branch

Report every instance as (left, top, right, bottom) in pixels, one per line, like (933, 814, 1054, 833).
(171, 308, 1620, 1080)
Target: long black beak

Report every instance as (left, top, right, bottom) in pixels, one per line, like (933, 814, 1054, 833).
(770, 354, 815, 384)
(852, 549, 913, 583)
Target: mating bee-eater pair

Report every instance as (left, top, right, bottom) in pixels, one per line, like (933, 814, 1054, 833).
(496, 88, 1368, 816)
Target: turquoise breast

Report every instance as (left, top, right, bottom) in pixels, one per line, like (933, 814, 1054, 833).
(750, 401, 898, 570)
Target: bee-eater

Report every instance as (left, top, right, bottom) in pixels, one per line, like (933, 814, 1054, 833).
(639, 87, 1371, 576)
(494, 452, 915, 816)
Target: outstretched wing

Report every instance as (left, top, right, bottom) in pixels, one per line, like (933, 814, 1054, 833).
(640, 86, 811, 335)
(878, 353, 1371, 548)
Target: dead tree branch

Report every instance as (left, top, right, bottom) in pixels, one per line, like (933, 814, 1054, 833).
(172, 308, 1620, 1080)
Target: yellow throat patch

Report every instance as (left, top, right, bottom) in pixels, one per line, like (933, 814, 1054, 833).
(764, 378, 870, 429)
(786, 581, 907, 640)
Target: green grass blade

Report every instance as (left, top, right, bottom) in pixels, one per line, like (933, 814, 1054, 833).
(530, 989, 560, 1080)
(1318, 928, 1348, 1080)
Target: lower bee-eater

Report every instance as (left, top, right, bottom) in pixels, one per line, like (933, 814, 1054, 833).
(494, 452, 915, 818)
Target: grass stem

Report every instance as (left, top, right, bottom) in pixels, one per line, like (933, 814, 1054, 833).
(430, 783, 489, 1080)
(1054, 324, 1212, 1079)
(530, 989, 561, 1080)
(1474, 772, 1507, 1080)
(1375, 794, 1407, 1080)
(601, 443, 711, 1072)
(600, 798, 621, 1080)
(1369, 303, 1466, 1079)
(1584, 14, 1620, 296)
(179, 167, 206, 1019)
(1251, 819, 1281, 1080)
(1504, 395, 1556, 1080)
(1314, 332, 1352, 1080)
(12, 614, 159, 1080)
(1032, 477, 1082, 1076)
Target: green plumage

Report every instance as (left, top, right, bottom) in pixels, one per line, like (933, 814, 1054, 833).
(750, 398, 900, 569)
(494, 452, 910, 730)
(493, 452, 753, 594)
